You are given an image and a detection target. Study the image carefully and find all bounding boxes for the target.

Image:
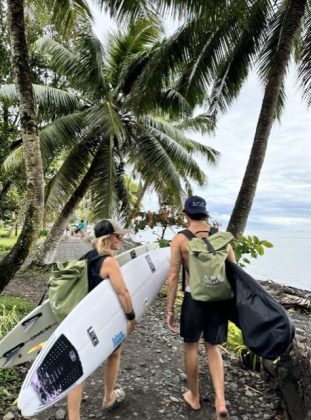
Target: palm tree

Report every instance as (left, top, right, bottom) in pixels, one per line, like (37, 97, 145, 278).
(8, 21, 217, 264)
(227, 0, 308, 236)
(0, 0, 97, 291)
(106, 0, 310, 237)
(0, 0, 45, 291)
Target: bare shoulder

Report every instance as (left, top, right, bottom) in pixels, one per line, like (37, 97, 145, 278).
(170, 232, 185, 247)
(102, 255, 118, 268)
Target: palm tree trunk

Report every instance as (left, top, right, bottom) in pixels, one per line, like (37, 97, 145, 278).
(227, 0, 307, 238)
(125, 179, 150, 228)
(33, 152, 101, 265)
(0, 0, 44, 291)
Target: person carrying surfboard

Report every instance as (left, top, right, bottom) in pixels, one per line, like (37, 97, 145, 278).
(166, 196, 236, 419)
(67, 219, 137, 419)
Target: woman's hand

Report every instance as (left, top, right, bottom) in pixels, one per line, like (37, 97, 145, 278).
(127, 319, 137, 335)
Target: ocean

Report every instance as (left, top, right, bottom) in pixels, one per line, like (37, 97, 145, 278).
(133, 227, 311, 292)
(245, 229, 311, 291)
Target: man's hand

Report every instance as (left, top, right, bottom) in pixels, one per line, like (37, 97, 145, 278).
(166, 312, 178, 333)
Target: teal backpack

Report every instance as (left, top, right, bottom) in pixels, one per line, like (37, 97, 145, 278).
(180, 228, 235, 302)
(48, 255, 103, 322)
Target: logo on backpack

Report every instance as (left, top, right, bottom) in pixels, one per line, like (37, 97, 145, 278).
(181, 229, 235, 302)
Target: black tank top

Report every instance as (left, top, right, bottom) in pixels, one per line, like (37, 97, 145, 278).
(79, 249, 109, 292)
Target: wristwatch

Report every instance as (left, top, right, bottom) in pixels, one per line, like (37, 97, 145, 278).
(125, 310, 136, 321)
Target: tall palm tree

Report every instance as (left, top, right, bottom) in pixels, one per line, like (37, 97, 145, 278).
(0, 0, 45, 291)
(227, 0, 308, 236)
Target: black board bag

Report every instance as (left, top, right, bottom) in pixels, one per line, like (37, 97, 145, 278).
(226, 261, 295, 360)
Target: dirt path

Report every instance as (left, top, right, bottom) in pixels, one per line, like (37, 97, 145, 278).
(3, 237, 284, 420)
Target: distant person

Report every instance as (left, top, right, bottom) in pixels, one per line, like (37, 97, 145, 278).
(165, 196, 236, 419)
(77, 219, 86, 238)
(67, 219, 137, 419)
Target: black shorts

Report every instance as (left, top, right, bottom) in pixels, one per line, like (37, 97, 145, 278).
(180, 292, 231, 344)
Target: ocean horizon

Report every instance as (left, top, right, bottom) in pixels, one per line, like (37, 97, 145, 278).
(132, 227, 311, 292)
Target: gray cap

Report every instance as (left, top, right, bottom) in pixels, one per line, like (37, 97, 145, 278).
(94, 219, 128, 238)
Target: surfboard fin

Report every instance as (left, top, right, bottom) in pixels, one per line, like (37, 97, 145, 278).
(21, 313, 43, 331)
(1, 343, 24, 367)
(27, 341, 48, 354)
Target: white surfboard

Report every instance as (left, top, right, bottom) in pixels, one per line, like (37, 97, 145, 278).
(0, 242, 159, 368)
(18, 247, 169, 416)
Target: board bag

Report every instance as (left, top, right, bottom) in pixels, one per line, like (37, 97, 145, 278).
(226, 260, 295, 359)
(48, 256, 102, 322)
(180, 229, 235, 301)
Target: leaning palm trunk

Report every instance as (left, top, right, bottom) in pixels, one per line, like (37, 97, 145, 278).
(33, 153, 100, 265)
(125, 179, 150, 228)
(0, 0, 44, 292)
(227, 0, 307, 238)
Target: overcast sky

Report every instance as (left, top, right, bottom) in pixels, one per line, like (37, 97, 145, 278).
(90, 6, 311, 233)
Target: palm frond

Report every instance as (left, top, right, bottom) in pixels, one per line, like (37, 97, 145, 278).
(174, 113, 215, 135)
(35, 37, 79, 76)
(88, 140, 122, 220)
(98, 0, 155, 22)
(139, 118, 210, 184)
(257, 1, 290, 118)
(0, 83, 81, 115)
(35, 0, 93, 33)
(34, 84, 81, 115)
(140, 116, 219, 164)
(45, 136, 98, 213)
(84, 102, 126, 141)
(298, 3, 311, 105)
(1, 146, 24, 173)
(39, 112, 85, 163)
(208, 0, 270, 119)
(0, 84, 18, 105)
(106, 18, 163, 94)
(128, 123, 182, 192)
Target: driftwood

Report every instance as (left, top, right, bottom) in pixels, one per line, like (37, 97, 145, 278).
(260, 280, 311, 420)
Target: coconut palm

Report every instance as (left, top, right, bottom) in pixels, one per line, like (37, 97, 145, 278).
(8, 21, 217, 263)
(107, 0, 310, 237)
(0, 0, 45, 291)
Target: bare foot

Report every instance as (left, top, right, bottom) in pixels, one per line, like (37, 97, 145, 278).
(183, 390, 201, 411)
(215, 398, 229, 419)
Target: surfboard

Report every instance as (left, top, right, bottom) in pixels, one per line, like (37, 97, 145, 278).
(18, 246, 170, 416)
(0, 242, 159, 368)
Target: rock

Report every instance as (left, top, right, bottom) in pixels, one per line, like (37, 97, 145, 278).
(55, 408, 66, 419)
(3, 412, 15, 420)
(260, 280, 311, 419)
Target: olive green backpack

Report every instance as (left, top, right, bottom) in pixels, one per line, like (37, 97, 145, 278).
(180, 228, 235, 302)
(48, 256, 103, 322)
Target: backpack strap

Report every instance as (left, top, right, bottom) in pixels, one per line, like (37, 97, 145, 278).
(179, 229, 196, 240)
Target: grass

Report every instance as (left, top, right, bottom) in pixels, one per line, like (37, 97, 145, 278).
(0, 296, 35, 323)
(0, 230, 47, 256)
(0, 296, 35, 416)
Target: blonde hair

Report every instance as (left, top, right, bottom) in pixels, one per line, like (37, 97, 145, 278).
(94, 235, 115, 256)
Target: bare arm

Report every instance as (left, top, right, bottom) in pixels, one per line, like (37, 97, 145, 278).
(100, 256, 137, 334)
(166, 235, 182, 332)
(227, 244, 236, 263)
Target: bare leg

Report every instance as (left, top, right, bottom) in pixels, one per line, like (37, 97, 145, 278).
(67, 383, 84, 420)
(102, 346, 122, 406)
(204, 342, 228, 418)
(183, 342, 201, 410)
